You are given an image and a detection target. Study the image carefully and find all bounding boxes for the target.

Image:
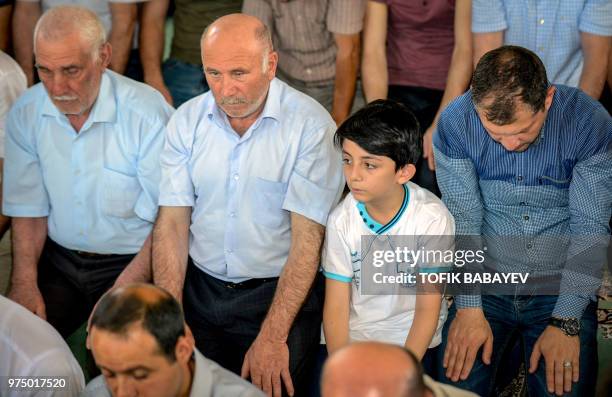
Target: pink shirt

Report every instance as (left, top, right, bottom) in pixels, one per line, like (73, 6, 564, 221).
(373, 0, 455, 90)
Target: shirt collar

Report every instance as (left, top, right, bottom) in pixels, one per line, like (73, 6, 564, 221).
(189, 348, 213, 397)
(41, 70, 117, 125)
(205, 77, 282, 131)
(356, 184, 410, 235)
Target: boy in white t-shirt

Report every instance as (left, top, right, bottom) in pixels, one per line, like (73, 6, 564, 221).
(323, 99, 455, 369)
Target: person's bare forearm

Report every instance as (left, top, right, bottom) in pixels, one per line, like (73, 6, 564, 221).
(12, 1, 40, 86)
(331, 33, 360, 125)
(0, 5, 12, 52)
(0, 159, 10, 239)
(140, 0, 168, 84)
(578, 32, 611, 99)
(323, 279, 350, 354)
(152, 206, 191, 301)
(114, 232, 152, 286)
(404, 294, 442, 359)
(472, 31, 503, 69)
(428, 0, 473, 129)
(361, 51, 387, 102)
(361, 1, 388, 102)
(259, 213, 325, 342)
(11, 217, 47, 285)
(108, 2, 137, 74)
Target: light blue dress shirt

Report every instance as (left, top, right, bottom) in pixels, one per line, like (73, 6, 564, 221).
(159, 78, 343, 282)
(472, 0, 612, 87)
(3, 70, 174, 254)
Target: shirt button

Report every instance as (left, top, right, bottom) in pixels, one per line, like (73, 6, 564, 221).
(527, 243, 533, 249)
(539, 18, 545, 25)
(517, 175, 523, 181)
(538, 46, 545, 52)
(306, 68, 312, 75)
(233, 173, 239, 181)
(523, 215, 530, 221)
(229, 212, 236, 218)
(519, 202, 526, 206)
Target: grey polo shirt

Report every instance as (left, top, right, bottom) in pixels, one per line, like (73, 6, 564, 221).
(83, 348, 265, 397)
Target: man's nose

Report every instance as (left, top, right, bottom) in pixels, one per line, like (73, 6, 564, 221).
(502, 137, 523, 152)
(220, 78, 238, 97)
(114, 377, 136, 397)
(50, 73, 69, 96)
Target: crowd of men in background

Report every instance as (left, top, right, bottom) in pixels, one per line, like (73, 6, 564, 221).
(0, 1, 610, 397)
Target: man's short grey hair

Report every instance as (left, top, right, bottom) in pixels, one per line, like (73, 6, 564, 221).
(33, 5, 107, 59)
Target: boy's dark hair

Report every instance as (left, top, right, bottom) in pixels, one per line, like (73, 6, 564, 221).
(334, 99, 421, 170)
(472, 45, 548, 125)
(90, 285, 185, 362)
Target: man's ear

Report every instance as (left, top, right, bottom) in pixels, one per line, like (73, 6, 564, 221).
(267, 50, 278, 80)
(396, 164, 416, 184)
(174, 325, 195, 364)
(544, 85, 556, 111)
(99, 42, 112, 68)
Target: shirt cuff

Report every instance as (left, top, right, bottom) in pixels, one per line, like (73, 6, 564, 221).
(455, 294, 482, 309)
(552, 295, 591, 319)
(2, 204, 49, 218)
(323, 270, 352, 283)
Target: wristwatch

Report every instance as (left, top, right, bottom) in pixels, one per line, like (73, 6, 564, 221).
(548, 317, 580, 336)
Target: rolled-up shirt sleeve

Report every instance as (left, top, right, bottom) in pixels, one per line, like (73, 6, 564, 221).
(327, 0, 366, 35)
(3, 104, 50, 217)
(472, 0, 507, 33)
(158, 108, 196, 207)
(579, 0, 612, 36)
(134, 106, 173, 223)
(283, 121, 343, 226)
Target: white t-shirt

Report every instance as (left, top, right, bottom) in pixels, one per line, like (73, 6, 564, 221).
(0, 51, 27, 158)
(322, 182, 455, 347)
(0, 295, 85, 397)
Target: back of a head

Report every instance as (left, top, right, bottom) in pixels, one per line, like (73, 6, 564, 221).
(471, 45, 548, 125)
(321, 342, 426, 397)
(33, 5, 106, 56)
(334, 99, 421, 170)
(90, 284, 185, 361)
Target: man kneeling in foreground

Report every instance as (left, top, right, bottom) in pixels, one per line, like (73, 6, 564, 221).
(84, 283, 264, 397)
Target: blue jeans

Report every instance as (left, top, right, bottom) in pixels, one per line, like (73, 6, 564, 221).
(437, 295, 598, 396)
(162, 58, 209, 108)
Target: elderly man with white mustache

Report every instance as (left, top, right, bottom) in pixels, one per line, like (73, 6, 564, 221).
(3, 5, 173, 340)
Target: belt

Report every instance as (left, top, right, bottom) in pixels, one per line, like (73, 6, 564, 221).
(219, 277, 279, 290)
(73, 250, 121, 259)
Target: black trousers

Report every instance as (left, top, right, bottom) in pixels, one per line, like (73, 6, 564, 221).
(37, 238, 135, 338)
(388, 85, 445, 197)
(183, 259, 324, 397)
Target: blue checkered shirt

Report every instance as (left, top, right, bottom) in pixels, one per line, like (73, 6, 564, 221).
(472, 0, 612, 87)
(433, 85, 612, 319)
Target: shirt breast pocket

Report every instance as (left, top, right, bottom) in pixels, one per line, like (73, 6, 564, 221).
(251, 177, 288, 228)
(102, 168, 141, 218)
